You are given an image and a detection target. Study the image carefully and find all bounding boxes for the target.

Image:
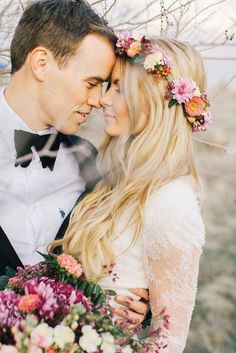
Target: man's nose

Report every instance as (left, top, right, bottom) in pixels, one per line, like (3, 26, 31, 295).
(87, 86, 102, 109)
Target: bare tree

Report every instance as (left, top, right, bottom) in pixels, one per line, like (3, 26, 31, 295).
(1, 0, 235, 78)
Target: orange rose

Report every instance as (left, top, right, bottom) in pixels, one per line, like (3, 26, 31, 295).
(185, 96, 205, 117)
(57, 254, 83, 278)
(18, 294, 41, 312)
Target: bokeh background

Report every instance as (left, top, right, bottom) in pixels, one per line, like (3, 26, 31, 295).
(0, 1, 235, 352)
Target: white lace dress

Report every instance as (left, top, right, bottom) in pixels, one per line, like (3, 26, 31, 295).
(98, 176, 205, 353)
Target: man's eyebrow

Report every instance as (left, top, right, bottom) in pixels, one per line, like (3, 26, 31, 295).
(85, 76, 107, 83)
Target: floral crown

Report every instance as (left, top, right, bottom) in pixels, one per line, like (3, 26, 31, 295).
(116, 32, 212, 133)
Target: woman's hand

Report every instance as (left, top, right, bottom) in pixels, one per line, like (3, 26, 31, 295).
(114, 288, 150, 330)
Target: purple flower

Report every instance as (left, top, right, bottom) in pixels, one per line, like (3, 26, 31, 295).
(0, 290, 22, 328)
(140, 35, 153, 54)
(116, 32, 133, 54)
(171, 77, 198, 104)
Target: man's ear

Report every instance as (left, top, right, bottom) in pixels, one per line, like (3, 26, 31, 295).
(29, 46, 53, 82)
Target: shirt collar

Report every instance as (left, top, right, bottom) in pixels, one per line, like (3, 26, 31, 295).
(0, 87, 57, 135)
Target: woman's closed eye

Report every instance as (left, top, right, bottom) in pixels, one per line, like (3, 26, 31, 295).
(115, 86, 121, 93)
(113, 79, 121, 94)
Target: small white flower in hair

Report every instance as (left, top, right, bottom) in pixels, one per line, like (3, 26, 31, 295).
(144, 51, 164, 71)
(194, 86, 201, 97)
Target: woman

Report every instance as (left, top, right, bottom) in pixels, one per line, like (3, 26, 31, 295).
(51, 34, 211, 352)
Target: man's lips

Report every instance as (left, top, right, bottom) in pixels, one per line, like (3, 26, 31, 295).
(76, 111, 89, 124)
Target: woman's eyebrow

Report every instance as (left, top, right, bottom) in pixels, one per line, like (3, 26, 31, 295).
(113, 79, 120, 85)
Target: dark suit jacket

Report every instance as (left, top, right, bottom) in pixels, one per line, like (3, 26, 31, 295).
(0, 135, 99, 275)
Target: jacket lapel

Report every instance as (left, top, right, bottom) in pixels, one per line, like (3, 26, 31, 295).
(53, 190, 89, 254)
(54, 135, 101, 247)
(0, 226, 23, 275)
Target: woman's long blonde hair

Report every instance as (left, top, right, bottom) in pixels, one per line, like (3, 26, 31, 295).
(50, 38, 207, 282)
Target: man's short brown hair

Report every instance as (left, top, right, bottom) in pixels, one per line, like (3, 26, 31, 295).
(10, 0, 116, 74)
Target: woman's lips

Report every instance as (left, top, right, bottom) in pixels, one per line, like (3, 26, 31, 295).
(104, 112, 116, 121)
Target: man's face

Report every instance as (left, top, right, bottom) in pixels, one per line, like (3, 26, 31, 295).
(41, 33, 116, 135)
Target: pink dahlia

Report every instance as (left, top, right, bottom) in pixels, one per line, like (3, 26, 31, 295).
(25, 278, 58, 320)
(24, 277, 86, 321)
(0, 290, 21, 328)
(57, 254, 83, 278)
(171, 77, 198, 104)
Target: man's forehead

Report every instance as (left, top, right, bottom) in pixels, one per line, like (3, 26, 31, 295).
(76, 34, 116, 55)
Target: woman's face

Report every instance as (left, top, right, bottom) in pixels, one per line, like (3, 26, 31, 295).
(100, 59, 148, 137)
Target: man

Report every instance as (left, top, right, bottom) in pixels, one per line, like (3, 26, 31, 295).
(0, 0, 148, 327)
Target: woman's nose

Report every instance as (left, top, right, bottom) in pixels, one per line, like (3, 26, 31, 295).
(100, 93, 112, 107)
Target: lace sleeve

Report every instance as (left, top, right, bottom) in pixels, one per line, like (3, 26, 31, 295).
(142, 181, 205, 353)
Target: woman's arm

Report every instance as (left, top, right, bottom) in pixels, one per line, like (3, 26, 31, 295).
(146, 241, 202, 352)
(143, 183, 205, 352)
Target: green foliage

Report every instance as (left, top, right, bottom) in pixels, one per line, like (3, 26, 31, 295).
(0, 266, 16, 290)
(168, 98, 178, 108)
(0, 275, 9, 290)
(131, 55, 143, 65)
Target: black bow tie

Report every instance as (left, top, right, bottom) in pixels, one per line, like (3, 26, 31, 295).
(14, 130, 65, 171)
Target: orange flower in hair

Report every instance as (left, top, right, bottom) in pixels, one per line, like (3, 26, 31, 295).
(185, 97, 205, 117)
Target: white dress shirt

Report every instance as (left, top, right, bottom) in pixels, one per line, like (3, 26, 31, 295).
(0, 88, 86, 265)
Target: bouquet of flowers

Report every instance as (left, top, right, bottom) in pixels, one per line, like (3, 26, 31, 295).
(0, 253, 169, 353)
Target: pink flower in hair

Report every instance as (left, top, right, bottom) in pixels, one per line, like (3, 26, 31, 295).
(127, 41, 142, 57)
(116, 32, 133, 52)
(171, 77, 198, 104)
(192, 111, 213, 132)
